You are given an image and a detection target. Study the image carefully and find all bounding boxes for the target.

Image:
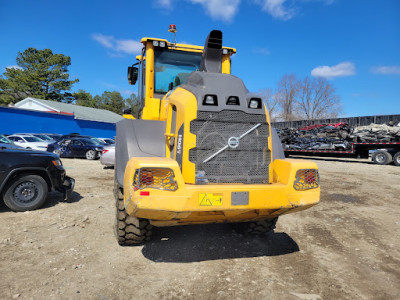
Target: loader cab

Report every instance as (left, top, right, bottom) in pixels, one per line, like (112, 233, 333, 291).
(127, 37, 236, 120)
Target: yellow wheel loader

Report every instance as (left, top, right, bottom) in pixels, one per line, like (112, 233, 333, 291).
(114, 29, 320, 245)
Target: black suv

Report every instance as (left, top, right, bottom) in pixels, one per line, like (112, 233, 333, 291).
(0, 149, 75, 211)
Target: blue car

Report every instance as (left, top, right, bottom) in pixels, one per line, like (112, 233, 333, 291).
(47, 137, 103, 160)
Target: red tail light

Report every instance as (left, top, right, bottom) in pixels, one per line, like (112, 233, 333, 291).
(140, 191, 150, 196)
(102, 149, 109, 154)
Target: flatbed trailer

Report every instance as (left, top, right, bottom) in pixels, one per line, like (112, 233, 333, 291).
(285, 142, 400, 166)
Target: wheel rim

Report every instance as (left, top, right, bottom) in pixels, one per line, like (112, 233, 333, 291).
(13, 182, 38, 204)
(395, 155, 400, 164)
(87, 151, 95, 159)
(375, 153, 386, 163)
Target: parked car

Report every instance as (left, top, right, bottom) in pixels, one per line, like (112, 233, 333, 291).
(91, 137, 108, 146)
(47, 137, 103, 160)
(15, 133, 56, 143)
(0, 134, 24, 150)
(57, 133, 88, 140)
(44, 133, 62, 140)
(7, 134, 50, 151)
(98, 138, 115, 145)
(0, 148, 75, 211)
(100, 145, 115, 166)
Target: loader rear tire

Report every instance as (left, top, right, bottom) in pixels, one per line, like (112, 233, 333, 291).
(114, 181, 153, 245)
(232, 217, 278, 235)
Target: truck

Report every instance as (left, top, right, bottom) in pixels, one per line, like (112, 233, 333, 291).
(284, 142, 400, 166)
(114, 28, 320, 245)
(0, 149, 75, 211)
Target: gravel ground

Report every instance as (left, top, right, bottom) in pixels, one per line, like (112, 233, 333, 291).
(0, 157, 399, 300)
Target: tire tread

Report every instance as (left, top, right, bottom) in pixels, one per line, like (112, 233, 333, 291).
(114, 181, 152, 245)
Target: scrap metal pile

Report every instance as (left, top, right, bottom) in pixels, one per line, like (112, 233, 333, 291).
(277, 122, 400, 151)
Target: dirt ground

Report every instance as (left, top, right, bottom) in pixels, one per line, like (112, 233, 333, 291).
(1, 156, 399, 300)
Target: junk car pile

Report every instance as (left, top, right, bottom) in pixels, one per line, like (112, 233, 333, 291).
(277, 122, 400, 151)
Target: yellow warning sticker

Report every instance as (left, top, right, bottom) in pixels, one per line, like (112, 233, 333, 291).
(198, 193, 223, 206)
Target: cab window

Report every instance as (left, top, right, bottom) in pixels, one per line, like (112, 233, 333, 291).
(154, 48, 202, 94)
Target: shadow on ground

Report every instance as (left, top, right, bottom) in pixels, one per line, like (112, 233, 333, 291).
(0, 191, 83, 213)
(43, 191, 83, 208)
(141, 223, 299, 263)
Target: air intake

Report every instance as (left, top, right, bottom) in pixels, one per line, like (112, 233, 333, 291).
(199, 30, 223, 73)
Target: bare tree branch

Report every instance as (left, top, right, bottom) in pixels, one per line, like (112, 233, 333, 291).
(275, 74, 299, 121)
(296, 76, 342, 120)
(256, 88, 279, 121)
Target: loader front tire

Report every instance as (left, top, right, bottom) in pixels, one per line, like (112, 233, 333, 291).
(232, 217, 278, 235)
(114, 182, 153, 245)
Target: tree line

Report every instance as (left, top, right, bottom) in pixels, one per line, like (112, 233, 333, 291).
(1, 48, 341, 120)
(0, 48, 138, 115)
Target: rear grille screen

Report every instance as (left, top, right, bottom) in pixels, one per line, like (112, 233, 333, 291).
(189, 111, 271, 184)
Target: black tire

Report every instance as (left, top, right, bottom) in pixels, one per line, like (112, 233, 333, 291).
(3, 175, 48, 212)
(372, 150, 392, 165)
(232, 217, 278, 235)
(114, 181, 153, 245)
(393, 152, 400, 166)
(85, 150, 96, 160)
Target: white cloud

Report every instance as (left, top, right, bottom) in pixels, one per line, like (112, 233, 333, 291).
(189, 0, 240, 22)
(256, 0, 334, 21)
(311, 62, 356, 79)
(253, 47, 271, 56)
(258, 0, 295, 21)
(370, 66, 400, 75)
(156, 0, 172, 8)
(115, 40, 143, 54)
(5, 65, 22, 70)
(92, 33, 114, 48)
(92, 33, 142, 56)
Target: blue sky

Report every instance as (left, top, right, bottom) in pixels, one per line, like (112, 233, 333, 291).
(0, 0, 399, 117)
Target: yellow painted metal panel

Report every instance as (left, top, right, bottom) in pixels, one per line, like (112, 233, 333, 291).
(123, 157, 319, 226)
(167, 87, 198, 183)
(122, 114, 135, 120)
(221, 54, 231, 74)
(144, 42, 154, 100)
(140, 37, 236, 54)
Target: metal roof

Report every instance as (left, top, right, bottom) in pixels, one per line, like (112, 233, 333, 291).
(17, 98, 124, 124)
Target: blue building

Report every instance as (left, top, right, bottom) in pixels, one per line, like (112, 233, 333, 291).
(1, 98, 123, 138)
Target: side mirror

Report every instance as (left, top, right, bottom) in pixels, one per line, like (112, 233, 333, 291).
(128, 66, 138, 85)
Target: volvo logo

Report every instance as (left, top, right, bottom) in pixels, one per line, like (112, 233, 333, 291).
(228, 136, 240, 149)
